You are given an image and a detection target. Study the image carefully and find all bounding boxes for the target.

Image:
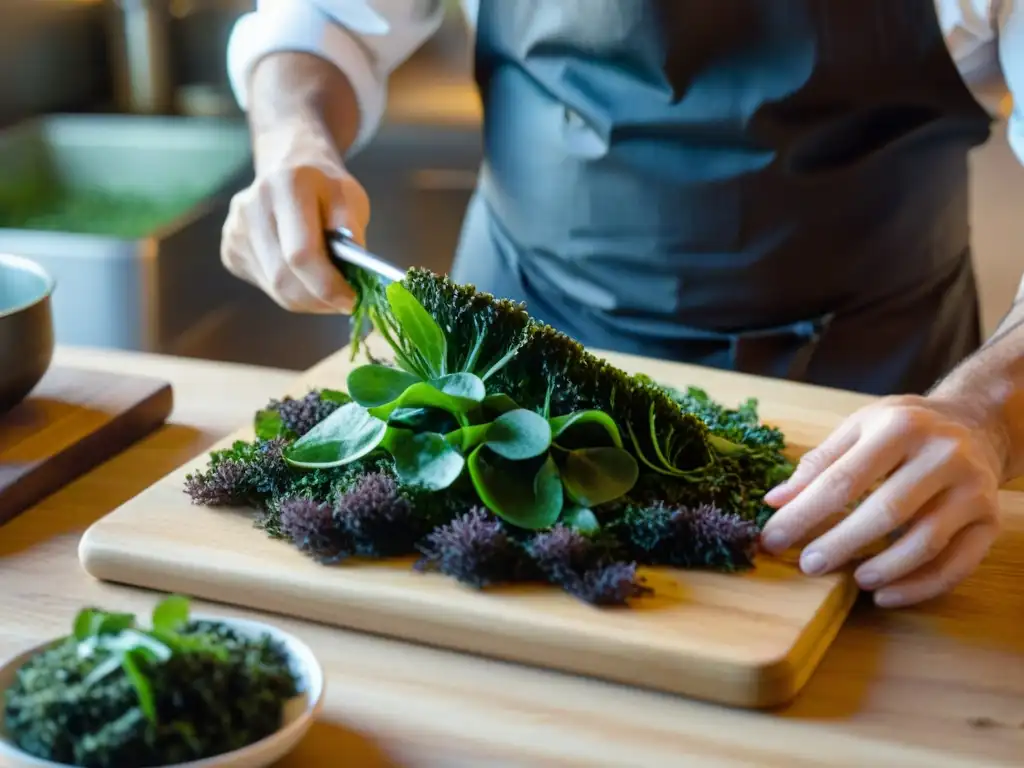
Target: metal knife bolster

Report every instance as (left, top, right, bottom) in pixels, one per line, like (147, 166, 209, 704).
(326, 228, 406, 284)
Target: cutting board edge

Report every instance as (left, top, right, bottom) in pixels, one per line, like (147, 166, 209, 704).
(1, 374, 174, 524)
(774, 570, 860, 703)
(78, 524, 857, 710)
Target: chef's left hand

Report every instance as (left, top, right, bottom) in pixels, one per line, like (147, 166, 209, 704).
(759, 394, 1005, 608)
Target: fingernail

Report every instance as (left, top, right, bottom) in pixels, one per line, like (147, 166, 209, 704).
(761, 529, 789, 554)
(800, 549, 827, 575)
(874, 590, 903, 608)
(857, 570, 882, 589)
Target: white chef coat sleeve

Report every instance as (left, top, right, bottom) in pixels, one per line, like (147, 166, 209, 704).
(993, 0, 1024, 165)
(226, 0, 446, 154)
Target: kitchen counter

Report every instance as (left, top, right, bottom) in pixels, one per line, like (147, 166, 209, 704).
(1, 347, 1022, 767)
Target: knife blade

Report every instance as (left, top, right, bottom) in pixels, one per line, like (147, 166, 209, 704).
(325, 227, 406, 284)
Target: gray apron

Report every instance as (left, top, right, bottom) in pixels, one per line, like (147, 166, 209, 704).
(449, 0, 992, 396)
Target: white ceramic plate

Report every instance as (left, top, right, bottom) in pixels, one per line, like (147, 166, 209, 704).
(0, 615, 326, 768)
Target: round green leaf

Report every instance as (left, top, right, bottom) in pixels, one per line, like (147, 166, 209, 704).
(431, 372, 486, 401)
(386, 430, 465, 491)
(561, 506, 600, 534)
(549, 410, 623, 448)
(482, 393, 520, 415)
(386, 282, 447, 376)
(387, 406, 429, 428)
(151, 595, 190, 634)
(284, 402, 388, 468)
(254, 408, 288, 440)
(445, 422, 492, 452)
(388, 406, 458, 435)
(320, 388, 352, 405)
(73, 608, 135, 641)
(486, 409, 552, 460)
(468, 449, 564, 530)
(347, 364, 421, 408)
(561, 447, 639, 507)
(369, 374, 486, 420)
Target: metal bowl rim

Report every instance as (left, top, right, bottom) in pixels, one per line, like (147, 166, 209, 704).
(0, 253, 55, 320)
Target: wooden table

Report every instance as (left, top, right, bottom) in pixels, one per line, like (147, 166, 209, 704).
(2, 347, 1021, 767)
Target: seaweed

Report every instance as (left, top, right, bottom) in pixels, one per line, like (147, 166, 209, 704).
(3, 596, 298, 767)
(182, 267, 794, 605)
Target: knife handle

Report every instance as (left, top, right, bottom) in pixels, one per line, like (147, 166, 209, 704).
(324, 228, 405, 283)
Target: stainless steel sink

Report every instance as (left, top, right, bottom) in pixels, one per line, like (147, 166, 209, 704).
(0, 5, 485, 371)
(0, 113, 255, 355)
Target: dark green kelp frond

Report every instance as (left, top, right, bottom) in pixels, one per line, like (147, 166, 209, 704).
(397, 269, 712, 472)
(402, 268, 533, 379)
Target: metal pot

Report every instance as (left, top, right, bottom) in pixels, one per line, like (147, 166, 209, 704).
(0, 254, 55, 413)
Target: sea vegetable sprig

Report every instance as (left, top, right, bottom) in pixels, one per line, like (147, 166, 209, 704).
(3, 596, 299, 768)
(279, 280, 640, 530)
(650, 383, 795, 524)
(368, 270, 718, 475)
(71, 595, 227, 725)
(338, 269, 714, 471)
(339, 268, 794, 510)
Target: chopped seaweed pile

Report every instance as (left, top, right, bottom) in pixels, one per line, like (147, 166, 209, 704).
(184, 267, 793, 605)
(3, 596, 298, 767)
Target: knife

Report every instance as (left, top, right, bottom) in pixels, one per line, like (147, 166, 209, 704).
(325, 227, 406, 284)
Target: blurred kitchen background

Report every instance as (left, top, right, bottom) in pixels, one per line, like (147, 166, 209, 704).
(1, 0, 1022, 371)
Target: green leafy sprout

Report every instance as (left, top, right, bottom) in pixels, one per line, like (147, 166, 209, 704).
(277, 279, 642, 530)
(72, 595, 226, 724)
(4, 595, 301, 767)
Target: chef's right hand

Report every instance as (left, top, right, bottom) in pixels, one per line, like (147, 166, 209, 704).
(220, 122, 370, 314)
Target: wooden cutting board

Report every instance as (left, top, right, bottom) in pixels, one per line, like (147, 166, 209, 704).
(1, 366, 173, 525)
(79, 340, 868, 709)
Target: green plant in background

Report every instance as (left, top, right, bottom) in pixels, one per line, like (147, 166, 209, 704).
(0, 182, 206, 238)
(3, 595, 300, 768)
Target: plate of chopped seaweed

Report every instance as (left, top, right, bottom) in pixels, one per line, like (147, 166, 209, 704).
(0, 595, 324, 768)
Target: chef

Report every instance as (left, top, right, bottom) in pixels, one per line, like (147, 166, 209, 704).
(221, 1, 1024, 609)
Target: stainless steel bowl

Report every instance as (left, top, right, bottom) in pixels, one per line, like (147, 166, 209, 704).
(0, 253, 55, 412)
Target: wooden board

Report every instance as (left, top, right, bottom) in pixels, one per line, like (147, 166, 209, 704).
(1, 366, 173, 525)
(79, 340, 869, 709)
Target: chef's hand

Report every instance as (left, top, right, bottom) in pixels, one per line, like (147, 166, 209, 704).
(220, 121, 370, 314)
(759, 394, 1005, 608)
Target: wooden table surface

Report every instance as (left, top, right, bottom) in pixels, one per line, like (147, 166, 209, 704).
(2, 347, 1022, 767)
